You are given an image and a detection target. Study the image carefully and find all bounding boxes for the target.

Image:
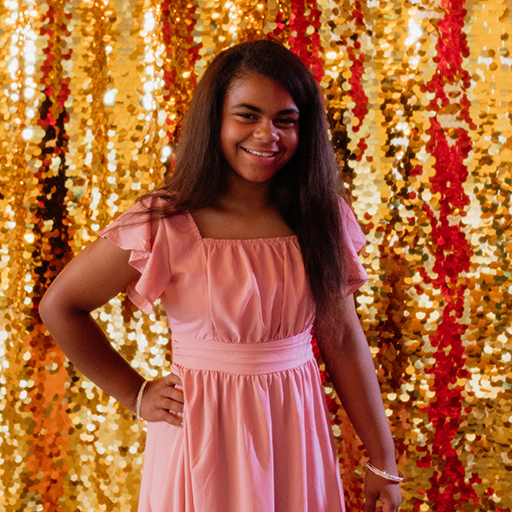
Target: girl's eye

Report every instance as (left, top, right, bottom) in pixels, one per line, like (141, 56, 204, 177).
(276, 118, 297, 125)
(237, 113, 255, 120)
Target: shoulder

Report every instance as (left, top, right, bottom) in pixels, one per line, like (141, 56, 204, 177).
(338, 197, 366, 252)
(100, 200, 197, 252)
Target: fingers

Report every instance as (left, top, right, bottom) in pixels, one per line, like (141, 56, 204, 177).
(163, 372, 183, 387)
(365, 491, 401, 512)
(148, 406, 183, 427)
(379, 482, 402, 512)
(140, 373, 185, 427)
(364, 488, 378, 512)
(364, 472, 402, 512)
(162, 373, 184, 404)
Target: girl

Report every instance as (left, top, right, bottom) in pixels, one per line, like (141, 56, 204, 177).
(40, 40, 403, 511)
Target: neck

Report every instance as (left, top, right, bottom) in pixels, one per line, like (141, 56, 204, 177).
(218, 173, 273, 214)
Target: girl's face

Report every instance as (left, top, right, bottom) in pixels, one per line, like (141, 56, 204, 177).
(220, 74, 299, 188)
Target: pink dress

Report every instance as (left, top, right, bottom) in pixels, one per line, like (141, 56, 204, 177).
(100, 200, 368, 512)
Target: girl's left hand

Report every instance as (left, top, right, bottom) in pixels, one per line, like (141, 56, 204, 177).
(139, 373, 184, 426)
(364, 470, 402, 512)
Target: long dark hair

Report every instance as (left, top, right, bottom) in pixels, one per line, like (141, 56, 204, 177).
(140, 40, 349, 324)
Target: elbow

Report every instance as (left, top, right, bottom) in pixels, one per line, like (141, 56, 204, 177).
(39, 286, 81, 352)
(39, 284, 71, 331)
(39, 283, 91, 332)
(39, 287, 57, 328)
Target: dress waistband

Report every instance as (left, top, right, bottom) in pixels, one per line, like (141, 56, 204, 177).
(171, 331, 313, 375)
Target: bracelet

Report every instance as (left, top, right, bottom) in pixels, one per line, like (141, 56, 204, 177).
(136, 380, 149, 421)
(365, 461, 404, 483)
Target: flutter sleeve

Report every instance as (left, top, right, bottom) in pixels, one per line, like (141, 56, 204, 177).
(99, 202, 171, 314)
(340, 199, 369, 296)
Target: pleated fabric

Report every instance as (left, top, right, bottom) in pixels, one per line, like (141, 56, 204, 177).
(99, 199, 368, 512)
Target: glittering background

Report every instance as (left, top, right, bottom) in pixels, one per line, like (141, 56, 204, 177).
(1, 0, 511, 510)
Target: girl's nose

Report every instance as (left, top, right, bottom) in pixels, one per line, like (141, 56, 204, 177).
(254, 121, 278, 142)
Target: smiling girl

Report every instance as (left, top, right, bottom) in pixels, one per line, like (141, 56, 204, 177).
(40, 40, 402, 511)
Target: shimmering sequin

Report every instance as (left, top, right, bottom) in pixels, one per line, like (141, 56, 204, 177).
(1, 1, 511, 510)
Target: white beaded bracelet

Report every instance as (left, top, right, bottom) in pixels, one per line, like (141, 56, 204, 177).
(365, 461, 404, 483)
(136, 380, 149, 421)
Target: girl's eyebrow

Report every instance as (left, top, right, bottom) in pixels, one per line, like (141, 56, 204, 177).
(231, 103, 299, 116)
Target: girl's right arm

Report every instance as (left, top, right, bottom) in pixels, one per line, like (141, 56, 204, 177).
(315, 296, 402, 512)
(39, 237, 183, 426)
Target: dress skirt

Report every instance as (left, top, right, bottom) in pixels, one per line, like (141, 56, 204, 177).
(137, 332, 346, 512)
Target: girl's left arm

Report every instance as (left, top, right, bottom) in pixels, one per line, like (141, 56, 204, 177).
(315, 294, 402, 512)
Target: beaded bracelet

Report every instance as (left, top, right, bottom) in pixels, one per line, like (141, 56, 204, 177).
(365, 461, 404, 483)
(136, 380, 149, 421)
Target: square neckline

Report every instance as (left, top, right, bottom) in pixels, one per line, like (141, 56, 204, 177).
(186, 212, 298, 243)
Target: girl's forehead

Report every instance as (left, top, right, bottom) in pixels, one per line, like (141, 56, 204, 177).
(225, 74, 297, 108)
(228, 73, 284, 93)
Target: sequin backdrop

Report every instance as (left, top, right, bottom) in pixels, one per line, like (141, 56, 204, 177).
(1, 0, 511, 510)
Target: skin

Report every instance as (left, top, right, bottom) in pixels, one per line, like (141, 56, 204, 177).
(220, 75, 299, 187)
(315, 301, 403, 512)
(40, 73, 401, 511)
(39, 239, 185, 427)
(193, 74, 299, 239)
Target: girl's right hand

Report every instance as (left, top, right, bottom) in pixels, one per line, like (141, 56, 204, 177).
(363, 470, 402, 512)
(140, 373, 184, 427)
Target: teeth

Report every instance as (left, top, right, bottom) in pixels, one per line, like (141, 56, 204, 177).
(243, 148, 275, 157)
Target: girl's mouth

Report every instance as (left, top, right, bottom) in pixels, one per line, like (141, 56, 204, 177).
(242, 147, 277, 158)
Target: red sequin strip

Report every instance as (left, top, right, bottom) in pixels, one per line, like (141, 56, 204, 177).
(288, 0, 324, 83)
(345, 1, 368, 136)
(417, 1, 479, 510)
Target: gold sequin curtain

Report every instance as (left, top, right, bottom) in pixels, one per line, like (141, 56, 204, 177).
(1, 0, 511, 510)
